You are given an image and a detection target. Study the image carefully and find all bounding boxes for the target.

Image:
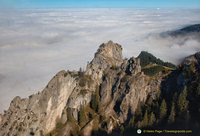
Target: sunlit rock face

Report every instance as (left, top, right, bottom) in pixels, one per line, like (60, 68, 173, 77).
(0, 70, 77, 136)
(0, 41, 173, 136)
(99, 55, 161, 123)
(86, 40, 123, 85)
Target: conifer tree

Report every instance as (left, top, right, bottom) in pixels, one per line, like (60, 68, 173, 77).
(172, 92, 178, 102)
(78, 106, 86, 127)
(120, 125, 124, 135)
(135, 103, 143, 120)
(78, 67, 84, 77)
(177, 86, 189, 113)
(143, 110, 148, 127)
(168, 102, 175, 123)
(159, 99, 167, 120)
(67, 108, 73, 122)
(185, 110, 190, 123)
(147, 97, 153, 106)
(91, 90, 100, 112)
(149, 112, 156, 126)
(128, 116, 135, 128)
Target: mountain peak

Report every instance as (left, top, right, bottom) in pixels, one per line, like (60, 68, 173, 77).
(95, 40, 122, 59)
(86, 41, 123, 84)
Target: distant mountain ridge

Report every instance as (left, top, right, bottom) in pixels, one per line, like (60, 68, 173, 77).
(170, 24, 200, 36)
(161, 24, 200, 38)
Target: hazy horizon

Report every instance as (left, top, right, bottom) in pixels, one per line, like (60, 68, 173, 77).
(0, 8, 200, 113)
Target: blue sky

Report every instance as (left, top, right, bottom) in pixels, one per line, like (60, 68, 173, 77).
(1, 0, 200, 8)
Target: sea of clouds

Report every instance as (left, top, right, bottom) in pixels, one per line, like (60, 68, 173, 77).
(0, 8, 200, 113)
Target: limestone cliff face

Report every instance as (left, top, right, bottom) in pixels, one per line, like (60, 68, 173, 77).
(85, 40, 123, 84)
(0, 70, 77, 136)
(0, 41, 165, 136)
(99, 56, 161, 124)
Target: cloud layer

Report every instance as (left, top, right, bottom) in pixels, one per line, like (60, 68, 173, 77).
(0, 8, 200, 113)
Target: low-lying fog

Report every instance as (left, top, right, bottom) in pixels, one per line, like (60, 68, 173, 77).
(0, 8, 200, 113)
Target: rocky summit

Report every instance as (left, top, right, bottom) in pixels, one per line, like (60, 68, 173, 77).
(0, 41, 200, 136)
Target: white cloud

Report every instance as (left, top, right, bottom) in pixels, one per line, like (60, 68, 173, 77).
(0, 8, 200, 113)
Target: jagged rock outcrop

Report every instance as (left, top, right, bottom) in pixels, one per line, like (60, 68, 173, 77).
(62, 73, 96, 121)
(125, 57, 141, 75)
(99, 56, 162, 123)
(182, 52, 200, 66)
(0, 70, 77, 136)
(86, 40, 123, 84)
(0, 41, 168, 136)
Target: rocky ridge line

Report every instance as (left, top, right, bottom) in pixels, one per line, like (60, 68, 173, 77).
(0, 41, 166, 136)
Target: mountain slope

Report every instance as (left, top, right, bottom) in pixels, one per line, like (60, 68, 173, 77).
(0, 41, 199, 136)
(170, 24, 200, 36)
(122, 51, 200, 136)
(137, 51, 176, 69)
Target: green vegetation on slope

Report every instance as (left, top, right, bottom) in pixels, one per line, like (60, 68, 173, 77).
(47, 52, 200, 136)
(138, 51, 177, 69)
(122, 64, 200, 136)
(122, 85, 192, 135)
(142, 65, 164, 76)
(90, 91, 101, 113)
